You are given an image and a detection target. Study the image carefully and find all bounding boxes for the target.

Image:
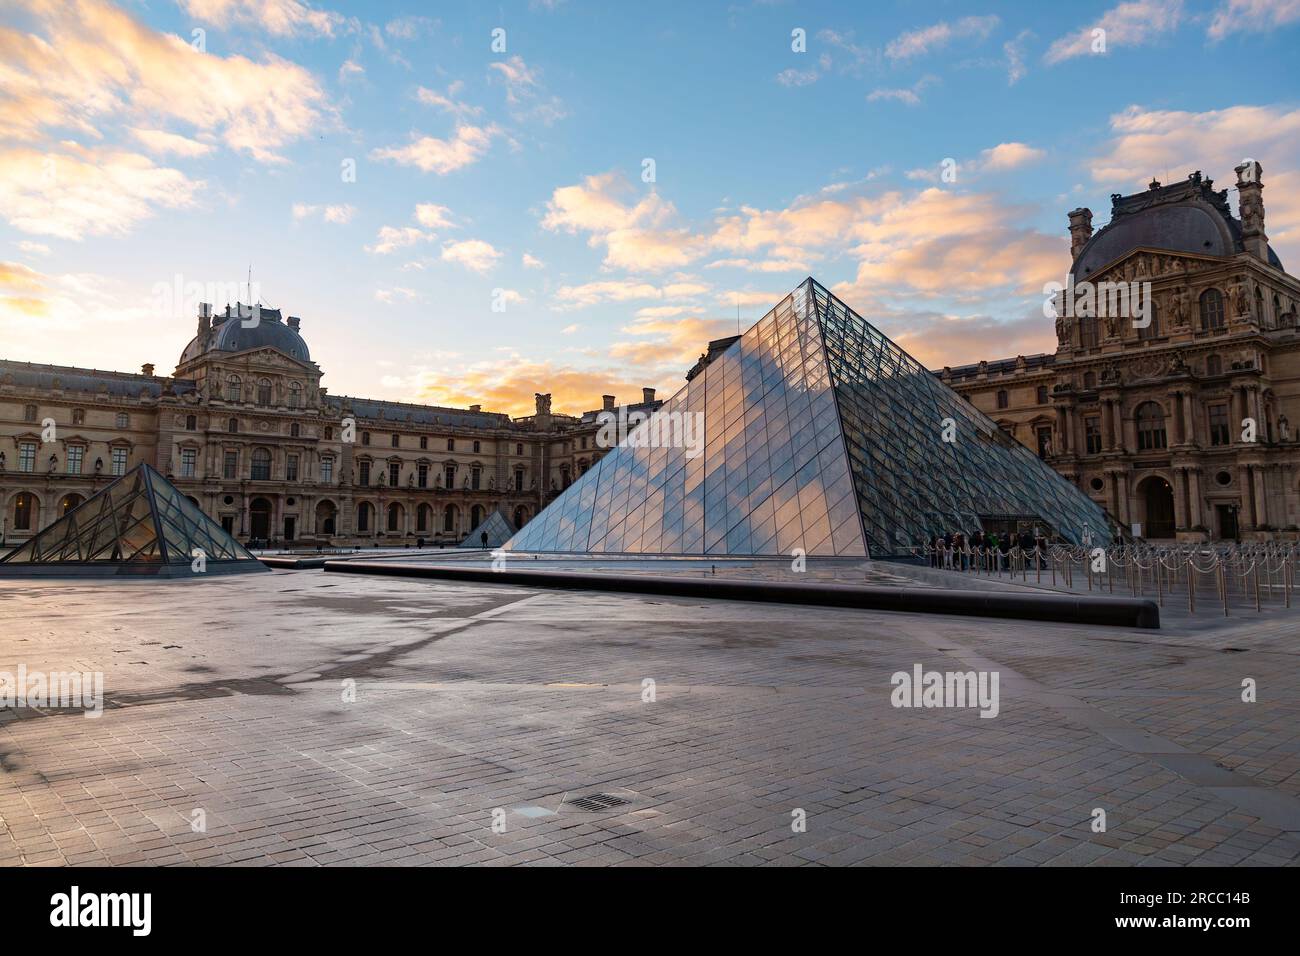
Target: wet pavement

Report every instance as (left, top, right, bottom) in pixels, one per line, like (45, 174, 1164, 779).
(1, 564, 1297, 866)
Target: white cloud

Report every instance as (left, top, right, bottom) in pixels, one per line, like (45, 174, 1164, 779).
(885, 15, 999, 61)
(128, 128, 214, 157)
(0, 145, 202, 240)
(370, 124, 499, 175)
(1045, 0, 1184, 64)
(441, 238, 502, 273)
(366, 226, 431, 255)
(522, 252, 545, 269)
(414, 203, 456, 229)
(179, 0, 348, 38)
(293, 202, 355, 224)
(1208, 0, 1300, 38)
(416, 81, 483, 120)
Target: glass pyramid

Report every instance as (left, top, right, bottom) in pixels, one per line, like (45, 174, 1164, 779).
(463, 510, 515, 548)
(0, 463, 267, 577)
(505, 278, 1111, 559)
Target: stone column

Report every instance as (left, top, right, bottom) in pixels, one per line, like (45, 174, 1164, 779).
(1253, 466, 1268, 528)
(1172, 468, 1188, 530)
(1238, 464, 1256, 530)
(1188, 469, 1204, 529)
(1102, 401, 1115, 452)
(1182, 391, 1196, 445)
(1172, 391, 1186, 445)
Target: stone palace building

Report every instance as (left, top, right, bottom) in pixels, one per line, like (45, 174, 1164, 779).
(0, 305, 661, 548)
(4, 161, 1299, 550)
(942, 163, 1300, 542)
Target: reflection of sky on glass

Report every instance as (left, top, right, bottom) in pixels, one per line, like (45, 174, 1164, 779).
(507, 279, 1110, 557)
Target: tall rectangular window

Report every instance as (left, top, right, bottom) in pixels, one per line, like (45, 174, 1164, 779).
(1036, 427, 1052, 459)
(286, 454, 299, 482)
(1209, 404, 1231, 446)
(112, 447, 128, 476)
(19, 442, 36, 472)
(1085, 416, 1102, 455)
(471, 467, 481, 490)
(359, 461, 370, 486)
(224, 451, 238, 479)
(180, 448, 196, 478)
(320, 458, 333, 483)
(66, 445, 85, 474)
(417, 463, 428, 488)
(389, 462, 400, 486)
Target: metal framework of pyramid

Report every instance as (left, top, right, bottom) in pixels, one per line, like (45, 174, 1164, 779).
(462, 510, 514, 548)
(0, 463, 267, 577)
(506, 278, 1112, 559)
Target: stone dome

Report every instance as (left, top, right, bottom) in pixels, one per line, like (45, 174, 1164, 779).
(179, 305, 311, 365)
(1071, 172, 1283, 279)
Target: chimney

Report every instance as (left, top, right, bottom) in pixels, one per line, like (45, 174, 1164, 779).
(287, 315, 301, 330)
(1235, 160, 1268, 260)
(1067, 207, 1093, 261)
(197, 302, 212, 336)
(469, 404, 481, 412)
(142, 363, 155, 376)
(602, 394, 615, 411)
(642, 387, 656, 404)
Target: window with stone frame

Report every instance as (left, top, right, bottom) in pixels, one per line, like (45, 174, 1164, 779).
(1135, 402, 1168, 451)
(1208, 404, 1231, 446)
(1199, 288, 1225, 330)
(1084, 417, 1102, 455)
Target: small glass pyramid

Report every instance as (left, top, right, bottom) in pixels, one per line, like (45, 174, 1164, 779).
(0, 463, 267, 576)
(506, 278, 1112, 559)
(463, 510, 515, 548)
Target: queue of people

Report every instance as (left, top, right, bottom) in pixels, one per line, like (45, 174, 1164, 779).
(926, 528, 1050, 572)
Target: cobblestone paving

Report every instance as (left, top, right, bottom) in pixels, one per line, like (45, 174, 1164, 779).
(1, 567, 1297, 866)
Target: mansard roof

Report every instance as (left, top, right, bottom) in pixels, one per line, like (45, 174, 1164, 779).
(179, 303, 312, 365)
(1072, 171, 1284, 280)
(0, 359, 197, 398)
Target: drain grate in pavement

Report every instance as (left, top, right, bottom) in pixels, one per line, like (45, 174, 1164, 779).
(568, 792, 630, 812)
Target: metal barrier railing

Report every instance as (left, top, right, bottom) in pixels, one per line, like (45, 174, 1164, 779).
(911, 541, 1299, 616)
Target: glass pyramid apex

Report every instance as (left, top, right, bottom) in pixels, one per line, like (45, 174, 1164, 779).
(506, 278, 1112, 559)
(0, 463, 268, 577)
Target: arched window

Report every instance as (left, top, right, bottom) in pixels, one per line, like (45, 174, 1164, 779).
(228, 417, 239, 433)
(513, 506, 526, 530)
(443, 504, 458, 533)
(1274, 294, 1283, 328)
(1255, 284, 1265, 325)
(288, 382, 301, 408)
(387, 503, 402, 532)
(996, 389, 1009, 410)
(14, 493, 36, 531)
(324, 426, 333, 440)
(251, 448, 271, 480)
(226, 376, 241, 402)
(257, 379, 272, 406)
(1136, 402, 1167, 451)
(1200, 288, 1225, 330)
(1206, 354, 1222, 376)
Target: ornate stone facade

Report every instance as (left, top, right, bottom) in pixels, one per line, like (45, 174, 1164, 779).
(1, 304, 660, 548)
(942, 164, 1300, 541)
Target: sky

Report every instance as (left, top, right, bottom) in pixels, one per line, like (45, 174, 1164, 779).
(2, 0, 1299, 417)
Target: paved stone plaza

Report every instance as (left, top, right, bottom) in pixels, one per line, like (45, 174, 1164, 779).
(1, 563, 1298, 866)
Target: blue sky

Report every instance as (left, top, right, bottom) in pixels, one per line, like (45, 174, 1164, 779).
(2, 0, 1299, 414)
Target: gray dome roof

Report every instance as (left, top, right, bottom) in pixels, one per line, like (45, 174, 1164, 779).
(179, 305, 311, 365)
(1072, 172, 1284, 279)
